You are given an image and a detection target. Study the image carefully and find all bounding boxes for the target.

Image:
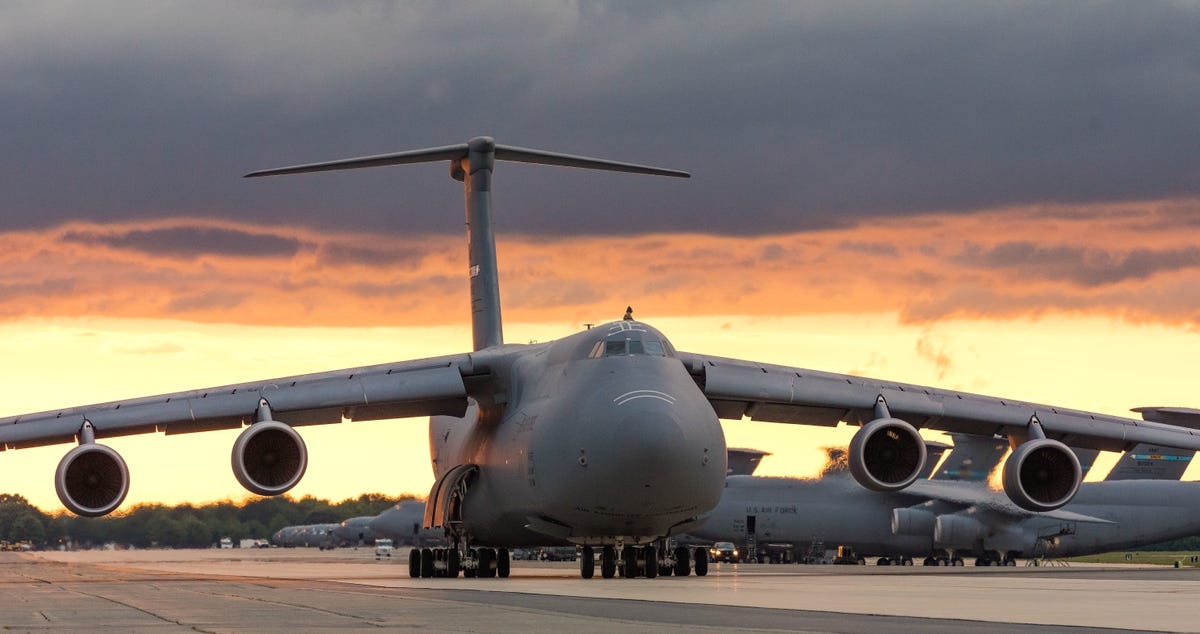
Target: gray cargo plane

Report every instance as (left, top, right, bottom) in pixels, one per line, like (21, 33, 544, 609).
(4, 137, 1200, 580)
(271, 523, 338, 549)
(694, 440, 1198, 566)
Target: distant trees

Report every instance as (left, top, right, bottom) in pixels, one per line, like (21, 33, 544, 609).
(0, 492, 412, 550)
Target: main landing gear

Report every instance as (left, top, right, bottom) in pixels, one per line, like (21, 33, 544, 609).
(408, 546, 510, 579)
(577, 542, 709, 579)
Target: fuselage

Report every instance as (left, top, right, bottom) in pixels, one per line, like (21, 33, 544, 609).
(693, 474, 1200, 559)
(429, 320, 727, 547)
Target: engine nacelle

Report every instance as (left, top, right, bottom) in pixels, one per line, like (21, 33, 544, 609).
(891, 507, 935, 537)
(1002, 438, 1081, 512)
(848, 417, 927, 492)
(55, 443, 130, 517)
(934, 513, 986, 547)
(232, 421, 308, 496)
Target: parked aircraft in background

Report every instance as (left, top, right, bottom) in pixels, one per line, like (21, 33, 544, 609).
(271, 523, 338, 549)
(5, 137, 1200, 581)
(695, 435, 1199, 566)
(368, 500, 443, 546)
(333, 516, 375, 546)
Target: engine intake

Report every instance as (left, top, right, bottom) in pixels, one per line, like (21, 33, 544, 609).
(1002, 438, 1081, 512)
(55, 444, 130, 517)
(849, 417, 927, 492)
(232, 421, 308, 496)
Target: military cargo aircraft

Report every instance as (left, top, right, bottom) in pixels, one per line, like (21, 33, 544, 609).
(694, 438, 1198, 566)
(4, 137, 1200, 580)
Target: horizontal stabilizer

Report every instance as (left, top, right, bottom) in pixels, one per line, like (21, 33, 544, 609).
(245, 136, 690, 179)
(245, 143, 469, 178)
(1133, 406, 1200, 429)
(494, 145, 689, 178)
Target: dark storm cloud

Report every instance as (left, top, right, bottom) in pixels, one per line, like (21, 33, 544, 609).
(61, 226, 301, 259)
(3, 1, 1199, 237)
(956, 242, 1200, 286)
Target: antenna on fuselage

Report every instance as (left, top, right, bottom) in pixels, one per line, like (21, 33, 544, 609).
(246, 136, 689, 351)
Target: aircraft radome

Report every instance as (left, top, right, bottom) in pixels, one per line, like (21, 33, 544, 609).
(4, 136, 1200, 580)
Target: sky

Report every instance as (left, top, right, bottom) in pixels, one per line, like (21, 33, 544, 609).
(2, 1, 1199, 513)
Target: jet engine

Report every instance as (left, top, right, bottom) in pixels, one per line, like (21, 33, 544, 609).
(231, 421, 308, 496)
(848, 417, 927, 492)
(1002, 438, 1081, 512)
(934, 513, 985, 547)
(55, 443, 130, 517)
(891, 507, 935, 537)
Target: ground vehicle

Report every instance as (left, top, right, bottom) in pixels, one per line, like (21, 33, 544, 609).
(709, 542, 740, 563)
(375, 538, 393, 559)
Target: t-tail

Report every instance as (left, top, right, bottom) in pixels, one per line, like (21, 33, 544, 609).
(246, 136, 689, 351)
(1117, 407, 1200, 480)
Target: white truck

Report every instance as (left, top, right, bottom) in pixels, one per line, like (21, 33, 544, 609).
(374, 538, 393, 560)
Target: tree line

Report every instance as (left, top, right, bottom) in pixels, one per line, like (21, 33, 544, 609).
(0, 492, 410, 550)
(3, 492, 1197, 553)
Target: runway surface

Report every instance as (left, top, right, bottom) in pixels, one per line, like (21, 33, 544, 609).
(3, 549, 1198, 633)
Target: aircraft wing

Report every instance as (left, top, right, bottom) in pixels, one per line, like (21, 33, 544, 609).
(676, 352, 1200, 452)
(904, 480, 1115, 524)
(0, 353, 472, 450)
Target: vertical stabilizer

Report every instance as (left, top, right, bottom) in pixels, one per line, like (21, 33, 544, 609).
(934, 434, 1009, 481)
(247, 136, 688, 351)
(1106, 444, 1194, 481)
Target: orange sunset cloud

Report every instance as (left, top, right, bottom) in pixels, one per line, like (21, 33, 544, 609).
(2, 199, 1198, 329)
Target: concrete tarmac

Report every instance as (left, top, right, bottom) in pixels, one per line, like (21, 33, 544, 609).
(3, 549, 1198, 633)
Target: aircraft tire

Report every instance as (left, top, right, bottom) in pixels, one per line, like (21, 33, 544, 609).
(601, 546, 616, 579)
(621, 545, 638, 579)
(448, 548, 460, 578)
(580, 546, 595, 579)
(497, 548, 510, 578)
(673, 546, 691, 577)
(694, 547, 709, 577)
(902, 557, 913, 566)
(408, 549, 420, 578)
(644, 546, 658, 578)
(420, 548, 434, 578)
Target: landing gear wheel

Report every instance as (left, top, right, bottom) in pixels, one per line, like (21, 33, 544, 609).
(447, 548, 460, 578)
(673, 545, 691, 577)
(952, 557, 964, 567)
(621, 545, 638, 579)
(902, 557, 913, 566)
(877, 557, 891, 566)
(464, 549, 478, 577)
(408, 548, 421, 578)
(644, 546, 658, 578)
(420, 547, 434, 578)
(601, 545, 616, 579)
(580, 546, 595, 579)
(497, 548, 510, 578)
(693, 547, 708, 577)
(478, 547, 496, 578)
(923, 557, 937, 566)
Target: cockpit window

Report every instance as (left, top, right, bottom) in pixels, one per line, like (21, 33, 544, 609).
(600, 336, 668, 357)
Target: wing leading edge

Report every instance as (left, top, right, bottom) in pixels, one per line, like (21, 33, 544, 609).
(677, 351, 1200, 453)
(0, 353, 473, 450)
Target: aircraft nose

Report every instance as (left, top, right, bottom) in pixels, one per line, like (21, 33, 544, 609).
(612, 412, 688, 477)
